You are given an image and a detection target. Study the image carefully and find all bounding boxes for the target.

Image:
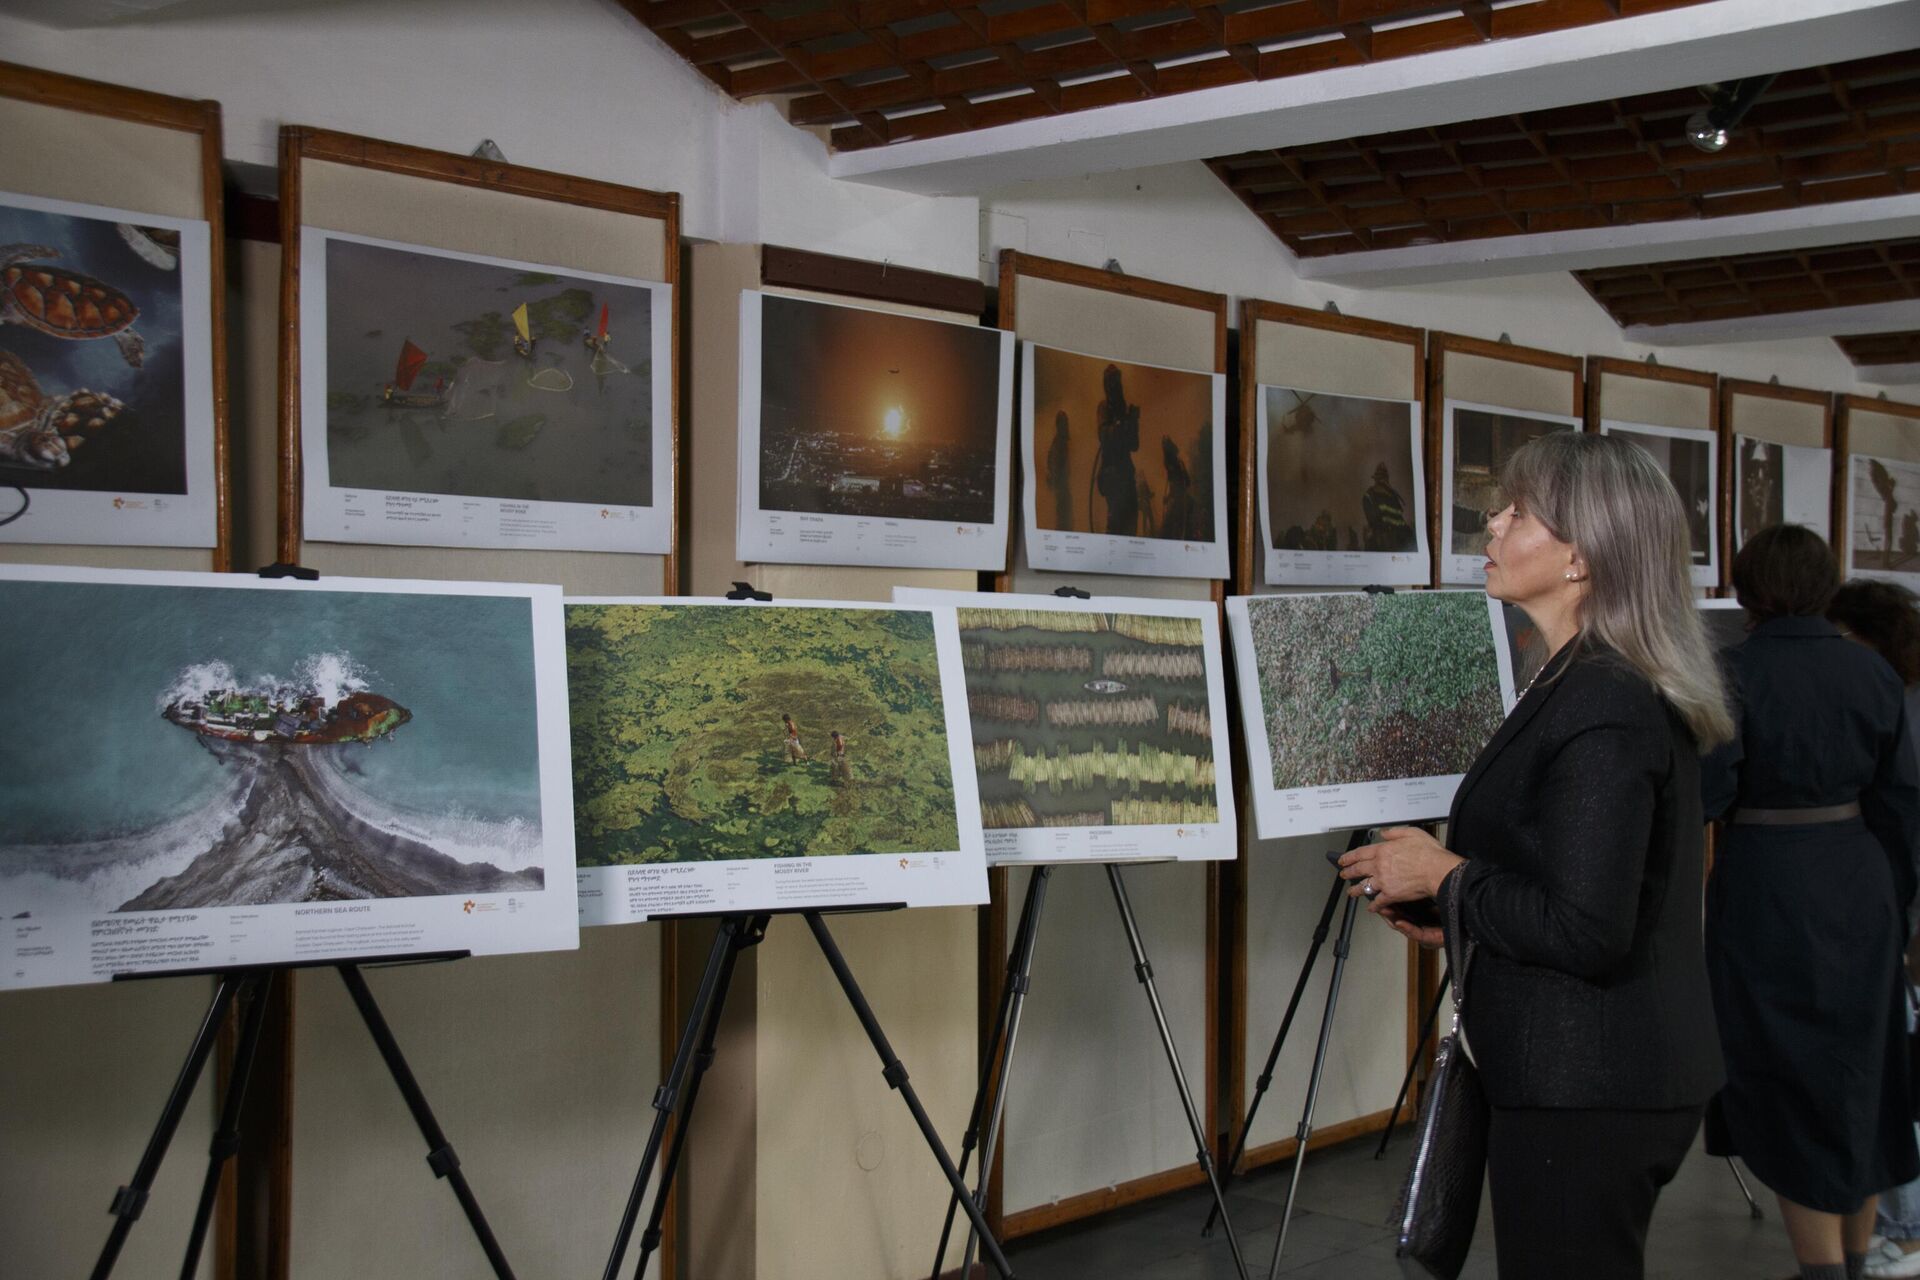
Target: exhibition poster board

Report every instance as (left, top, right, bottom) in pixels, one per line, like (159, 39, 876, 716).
(735, 289, 1014, 571)
(896, 587, 1236, 865)
(0, 564, 579, 990)
(1733, 434, 1832, 550)
(1438, 399, 1581, 585)
(1020, 339, 1229, 580)
(1846, 452, 1920, 589)
(565, 597, 987, 922)
(1257, 386, 1427, 588)
(297, 227, 675, 554)
(1599, 419, 1721, 589)
(1227, 589, 1512, 839)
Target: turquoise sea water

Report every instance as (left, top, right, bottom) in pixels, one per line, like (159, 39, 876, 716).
(0, 580, 541, 845)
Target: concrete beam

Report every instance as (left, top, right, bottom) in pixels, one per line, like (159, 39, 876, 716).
(1626, 300, 1920, 348)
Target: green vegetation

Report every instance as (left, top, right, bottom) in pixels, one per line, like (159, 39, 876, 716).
(1245, 592, 1504, 791)
(327, 391, 370, 416)
(525, 288, 593, 341)
(565, 605, 961, 863)
(455, 310, 507, 360)
(513, 271, 562, 287)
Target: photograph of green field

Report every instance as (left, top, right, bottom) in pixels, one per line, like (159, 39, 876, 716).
(1243, 593, 1504, 790)
(566, 604, 961, 863)
(956, 607, 1220, 830)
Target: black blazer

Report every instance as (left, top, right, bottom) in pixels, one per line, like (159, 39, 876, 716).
(1436, 640, 1723, 1110)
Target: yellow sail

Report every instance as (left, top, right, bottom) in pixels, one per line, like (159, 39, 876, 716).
(511, 302, 531, 344)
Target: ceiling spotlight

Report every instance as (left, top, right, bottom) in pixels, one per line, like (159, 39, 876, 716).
(1684, 74, 1777, 154)
(1685, 111, 1729, 153)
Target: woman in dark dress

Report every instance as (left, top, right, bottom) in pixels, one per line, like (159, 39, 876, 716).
(1702, 525, 1920, 1280)
(1340, 431, 1731, 1278)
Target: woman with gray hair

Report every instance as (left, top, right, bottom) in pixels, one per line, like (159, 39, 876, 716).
(1339, 430, 1732, 1277)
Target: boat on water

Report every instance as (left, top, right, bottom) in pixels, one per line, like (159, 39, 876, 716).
(381, 338, 445, 410)
(162, 690, 411, 746)
(1083, 678, 1128, 694)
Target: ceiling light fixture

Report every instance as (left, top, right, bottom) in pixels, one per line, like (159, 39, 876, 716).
(1684, 74, 1778, 154)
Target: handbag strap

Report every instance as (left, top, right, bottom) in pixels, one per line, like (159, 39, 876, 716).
(1442, 864, 1475, 1018)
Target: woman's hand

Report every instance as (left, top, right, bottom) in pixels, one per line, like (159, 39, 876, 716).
(1338, 826, 1463, 909)
(1375, 904, 1446, 950)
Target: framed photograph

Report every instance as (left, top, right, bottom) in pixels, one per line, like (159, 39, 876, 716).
(1439, 400, 1581, 585)
(0, 190, 217, 547)
(895, 588, 1234, 865)
(1227, 590, 1512, 839)
(0, 565, 578, 990)
(1600, 420, 1720, 588)
(1846, 453, 1920, 588)
(298, 227, 674, 553)
(1022, 340, 1229, 579)
(564, 597, 987, 922)
(1733, 434, 1831, 550)
(1258, 386, 1426, 587)
(735, 291, 1013, 570)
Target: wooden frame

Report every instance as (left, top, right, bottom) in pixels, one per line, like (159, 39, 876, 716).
(1835, 393, 1920, 579)
(0, 59, 233, 571)
(275, 124, 683, 585)
(986, 249, 1229, 1240)
(1227, 297, 1428, 1176)
(1717, 378, 1836, 583)
(273, 125, 683, 1280)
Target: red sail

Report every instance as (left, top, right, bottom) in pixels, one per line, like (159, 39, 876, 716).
(596, 303, 609, 341)
(394, 339, 428, 391)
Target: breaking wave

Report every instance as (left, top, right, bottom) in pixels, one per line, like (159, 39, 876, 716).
(155, 651, 372, 716)
(300, 748, 544, 872)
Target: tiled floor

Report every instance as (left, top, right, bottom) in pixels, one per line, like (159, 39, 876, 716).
(1001, 1132, 1794, 1278)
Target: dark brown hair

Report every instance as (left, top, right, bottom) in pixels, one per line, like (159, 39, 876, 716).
(1730, 524, 1838, 620)
(1829, 580, 1920, 686)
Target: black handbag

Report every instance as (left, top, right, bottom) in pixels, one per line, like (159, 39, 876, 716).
(1394, 877, 1488, 1280)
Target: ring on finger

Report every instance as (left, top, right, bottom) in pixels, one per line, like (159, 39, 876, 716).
(1363, 880, 1380, 899)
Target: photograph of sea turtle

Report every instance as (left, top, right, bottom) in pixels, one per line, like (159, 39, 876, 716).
(1030, 345, 1217, 543)
(954, 605, 1222, 832)
(1263, 387, 1421, 554)
(317, 234, 663, 509)
(0, 196, 189, 495)
(565, 603, 963, 863)
(1239, 592, 1505, 791)
(0, 576, 552, 914)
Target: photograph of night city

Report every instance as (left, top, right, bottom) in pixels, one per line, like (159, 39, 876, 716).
(755, 294, 1007, 523)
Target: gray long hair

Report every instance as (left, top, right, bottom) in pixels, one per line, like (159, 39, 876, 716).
(1501, 431, 1735, 748)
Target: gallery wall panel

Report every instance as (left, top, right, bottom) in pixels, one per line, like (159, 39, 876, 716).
(1721, 379, 1834, 572)
(1588, 358, 1721, 590)
(992, 250, 1225, 1235)
(1587, 357, 1716, 434)
(679, 239, 981, 1280)
(278, 126, 677, 593)
(0, 60, 232, 1280)
(1837, 396, 1920, 592)
(1229, 299, 1423, 1172)
(0, 60, 231, 569)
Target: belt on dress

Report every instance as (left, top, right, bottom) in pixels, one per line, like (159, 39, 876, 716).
(1730, 801, 1862, 825)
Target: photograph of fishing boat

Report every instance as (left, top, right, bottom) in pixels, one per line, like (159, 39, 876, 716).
(751, 292, 1007, 523)
(301, 229, 673, 552)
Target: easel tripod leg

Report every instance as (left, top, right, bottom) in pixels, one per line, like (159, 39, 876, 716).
(1267, 893, 1361, 1280)
(603, 915, 745, 1280)
(1727, 1158, 1764, 1220)
(337, 964, 518, 1280)
(1105, 865, 1250, 1280)
(1204, 869, 1345, 1236)
(955, 866, 1051, 1280)
(178, 970, 276, 1280)
(90, 973, 243, 1280)
(803, 911, 1018, 1280)
(631, 915, 765, 1280)
(1374, 970, 1450, 1159)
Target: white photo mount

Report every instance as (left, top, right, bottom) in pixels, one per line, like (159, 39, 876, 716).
(1599, 419, 1721, 589)
(0, 190, 218, 548)
(298, 226, 676, 554)
(1020, 340, 1230, 580)
(735, 291, 1015, 571)
(1439, 399, 1582, 586)
(1257, 386, 1428, 588)
(895, 587, 1236, 866)
(1733, 434, 1832, 550)
(0, 565, 579, 991)
(1845, 452, 1920, 589)
(1227, 589, 1513, 840)
(564, 596, 989, 924)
